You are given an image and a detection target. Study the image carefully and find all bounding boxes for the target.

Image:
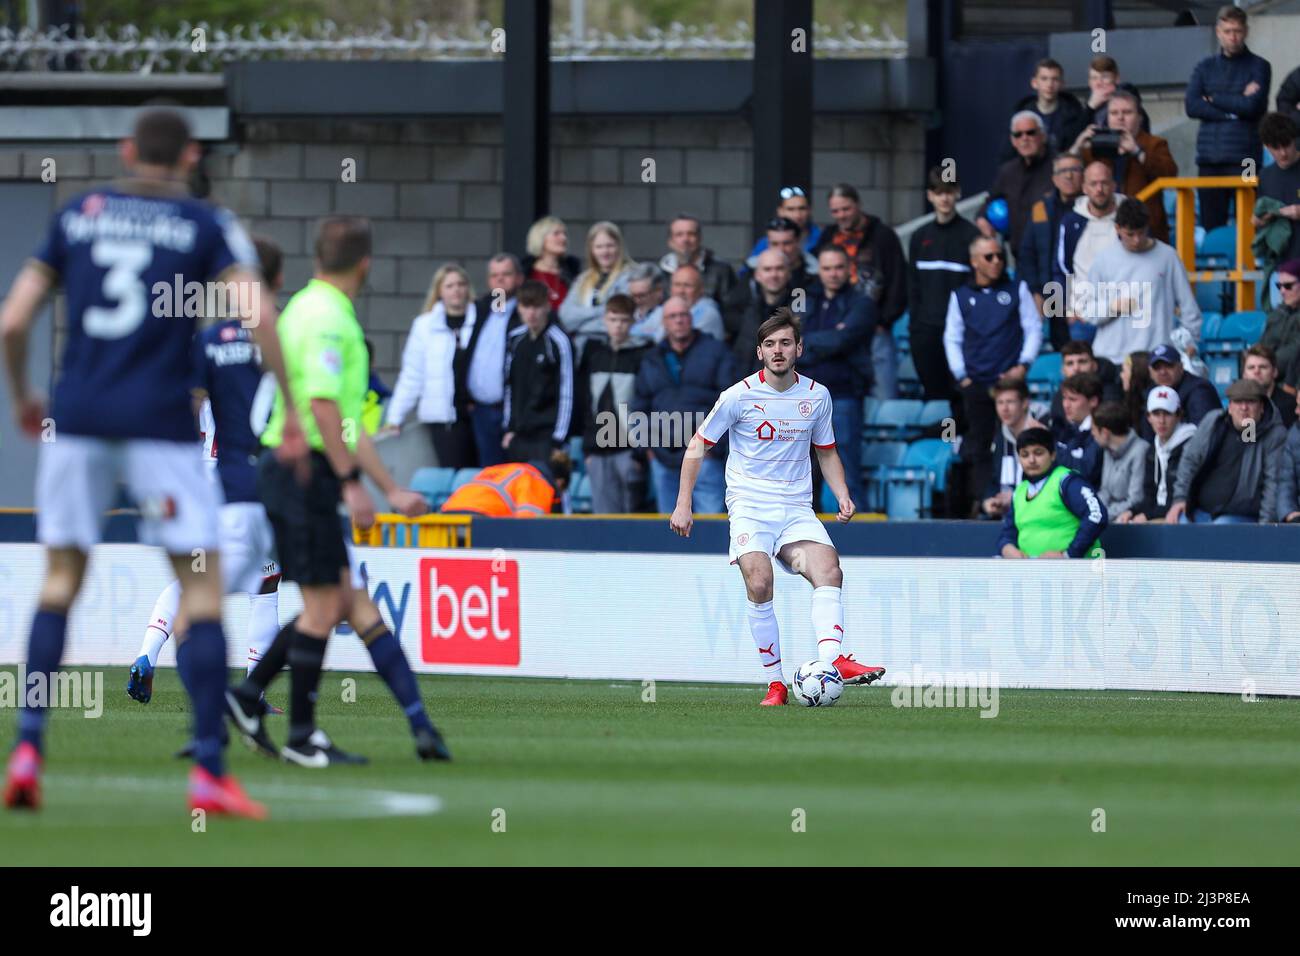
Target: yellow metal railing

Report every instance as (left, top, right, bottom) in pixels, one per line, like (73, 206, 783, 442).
(352, 513, 472, 548)
(1136, 176, 1259, 313)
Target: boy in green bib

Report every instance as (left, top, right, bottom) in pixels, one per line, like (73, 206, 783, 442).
(996, 426, 1109, 558)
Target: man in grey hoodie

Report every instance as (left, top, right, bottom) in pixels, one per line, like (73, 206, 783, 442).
(1091, 401, 1149, 517)
(1121, 385, 1199, 522)
(1167, 378, 1287, 523)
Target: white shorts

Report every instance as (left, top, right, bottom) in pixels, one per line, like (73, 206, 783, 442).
(727, 501, 833, 574)
(219, 501, 280, 595)
(36, 435, 219, 554)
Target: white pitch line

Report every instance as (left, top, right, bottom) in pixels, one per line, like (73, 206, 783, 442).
(44, 774, 443, 822)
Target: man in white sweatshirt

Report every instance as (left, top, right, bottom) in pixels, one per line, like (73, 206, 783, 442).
(1083, 198, 1202, 364)
(1053, 162, 1122, 339)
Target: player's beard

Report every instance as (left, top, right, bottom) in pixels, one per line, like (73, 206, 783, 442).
(763, 353, 795, 380)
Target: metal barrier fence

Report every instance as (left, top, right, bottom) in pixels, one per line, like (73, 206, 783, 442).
(0, 20, 906, 74)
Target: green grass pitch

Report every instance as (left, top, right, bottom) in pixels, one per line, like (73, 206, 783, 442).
(2, 667, 1297, 866)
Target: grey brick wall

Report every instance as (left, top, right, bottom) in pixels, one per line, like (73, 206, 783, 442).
(0, 112, 925, 386)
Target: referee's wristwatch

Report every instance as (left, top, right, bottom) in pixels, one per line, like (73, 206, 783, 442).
(338, 465, 362, 485)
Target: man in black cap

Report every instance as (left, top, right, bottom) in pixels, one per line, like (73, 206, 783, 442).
(1148, 343, 1222, 427)
(995, 426, 1108, 558)
(1166, 377, 1287, 523)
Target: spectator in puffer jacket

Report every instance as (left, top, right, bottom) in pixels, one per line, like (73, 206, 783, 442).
(1184, 5, 1272, 231)
(559, 220, 637, 358)
(1053, 161, 1122, 342)
(1259, 259, 1300, 386)
(632, 303, 738, 514)
(1120, 385, 1199, 522)
(658, 214, 738, 305)
(1091, 401, 1149, 517)
(1275, 391, 1300, 522)
(1020, 154, 1084, 350)
(1167, 378, 1287, 524)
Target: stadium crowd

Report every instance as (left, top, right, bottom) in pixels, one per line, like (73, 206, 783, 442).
(370, 4, 1300, 528)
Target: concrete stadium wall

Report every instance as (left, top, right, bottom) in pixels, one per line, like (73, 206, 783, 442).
(0, 112, 924, 386)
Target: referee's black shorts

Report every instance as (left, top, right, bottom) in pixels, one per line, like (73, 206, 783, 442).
(257, 449, 350, 588)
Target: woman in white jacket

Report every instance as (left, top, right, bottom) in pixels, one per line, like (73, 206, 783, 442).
(559, 221, 637, 355)
(384, 263, 478, 468)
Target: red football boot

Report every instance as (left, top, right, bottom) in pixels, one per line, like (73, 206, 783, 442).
(760, 681, 788, 706)
(833, 655, 886, 686)
(188, 767, 268, 820)
(3, 742, 42, 811)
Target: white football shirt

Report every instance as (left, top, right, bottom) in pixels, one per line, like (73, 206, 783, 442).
(696, 368, 836, 509)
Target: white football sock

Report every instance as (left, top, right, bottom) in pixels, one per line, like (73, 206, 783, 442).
(746, 599, 784, 683)
(811, 586, 844, 664)
(246, 590, 280, 674)
(139, 579, 182, 667)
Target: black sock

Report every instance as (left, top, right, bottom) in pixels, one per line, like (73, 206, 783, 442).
(241, 619, 296, 696)
(287, 628, 328, 746)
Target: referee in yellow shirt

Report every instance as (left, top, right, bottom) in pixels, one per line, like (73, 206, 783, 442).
(226, 217, 450, 766)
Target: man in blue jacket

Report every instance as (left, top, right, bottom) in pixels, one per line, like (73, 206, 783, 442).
(944, 234, 1043, 507)
(1019, 154, 1085, 350)
(800, 245, 877, 508)
(634, 300, 738, 513)
(1185, 5, 1272, 231)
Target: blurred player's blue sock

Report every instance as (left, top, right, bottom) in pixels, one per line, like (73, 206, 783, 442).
(18, 609, 68, 754)
(176, 620, 227, 778)
(361, 622, 434, 734)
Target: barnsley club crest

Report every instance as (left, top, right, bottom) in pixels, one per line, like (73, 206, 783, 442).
(798, 400, 812, 418)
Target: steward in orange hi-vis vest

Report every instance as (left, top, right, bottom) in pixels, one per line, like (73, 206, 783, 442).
(440, 463, 556, 518)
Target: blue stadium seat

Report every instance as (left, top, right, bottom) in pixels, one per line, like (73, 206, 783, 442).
(451, 467, 480, 492)
(1218, 310, 1266, 346)
(1194, 280, 1229, 315)
(569, 473, 593, 513)
(862, 396, 880, 431)
(883, 439, 955, 519)
(867, 399, 924, 438)
(1027, 352, 1063, 400)
(893, 313, 910, 345)
(1204, 352, 1238, 393)
(411, 467, 456, 507)
(1200, 312, 1223, 341)
(1197, 224, 1236, 267)
(860, 440, 908, 511)
(918, 399, 952, 428)
(896, 354, 923, 399)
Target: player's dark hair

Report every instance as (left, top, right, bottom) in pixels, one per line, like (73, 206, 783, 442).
(989, 376, 1030, 401)
(604, 293, 634, 317)
(757, 307, 801, 345)
(1093, 401, 1131, 435)
(1016, 426, 1055, 454)
(1114, 197, 1150, 232)
(314, 217, 371, 273)
(517, 280, 550, 308)
(132, 108, 192, 167)
(1259, 112, 1299, 149)
(1061, 371, 1104, 401)
(252, 235, 283, 287)
(1060, 340, 1096, 359)
(927, 165, 959, 194)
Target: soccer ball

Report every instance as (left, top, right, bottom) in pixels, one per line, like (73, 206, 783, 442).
(791, 660, 844, 708)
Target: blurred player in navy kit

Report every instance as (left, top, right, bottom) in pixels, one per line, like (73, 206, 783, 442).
(128, 236, 288, 718)
(1, 108, 306, 817)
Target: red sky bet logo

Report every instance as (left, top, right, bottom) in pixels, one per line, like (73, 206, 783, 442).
(419, 557, 520, 665)
(756, 420, 776, 440)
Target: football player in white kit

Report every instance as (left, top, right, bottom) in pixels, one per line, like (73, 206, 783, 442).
(670, 307, 886, 705)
